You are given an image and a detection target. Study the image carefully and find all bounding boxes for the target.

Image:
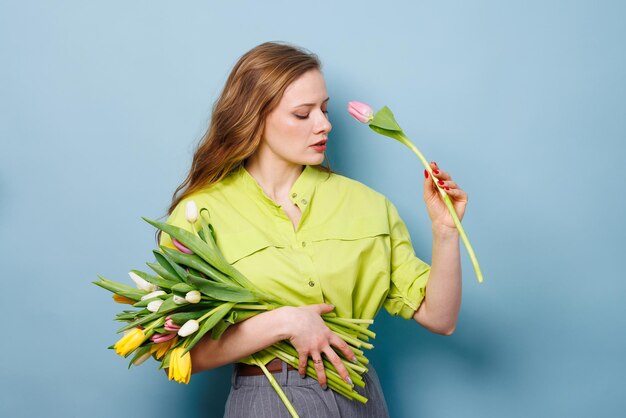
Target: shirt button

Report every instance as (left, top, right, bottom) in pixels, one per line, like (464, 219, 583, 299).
(308, 280, 315, 287)
(300, 199, 307, 205)
(301, 241, 306, 247)
(291, 193, 297, 198)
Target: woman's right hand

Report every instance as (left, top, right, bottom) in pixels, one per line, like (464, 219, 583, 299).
(281, 304, 356, 389)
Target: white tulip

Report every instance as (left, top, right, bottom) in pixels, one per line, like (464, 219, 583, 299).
(185, 290, 202, 304)
(185, 200, 198, 224)
(140, 290, 166, 301)
(132, 352, 152, 366)
(178, 319, 200, 337)
(173, 295, 188, 305)
(147, 300, 163, 312)
(128, 272, 158, 292)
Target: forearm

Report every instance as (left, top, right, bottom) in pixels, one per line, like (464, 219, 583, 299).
(413, 224, 462, 334)
(189, 306, 291, 373)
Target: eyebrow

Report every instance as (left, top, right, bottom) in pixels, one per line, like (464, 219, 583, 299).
(293, 97, 330, 108)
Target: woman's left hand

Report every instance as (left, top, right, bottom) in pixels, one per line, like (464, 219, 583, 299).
(423, 161, 468, 229)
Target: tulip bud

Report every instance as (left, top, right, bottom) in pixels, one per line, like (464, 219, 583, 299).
(140, 290, 166, 301)
(147, 300, 163, 312)
(186, 200, 198, 224)
(173, 295, 188, 305)
(164, 317, 182, 332)
(185, 290, 201, 304)
(178, 319, 200, 337)
(172, 238, 193, 254)
(348, 101, 374, 123)
(128, 272, 158, 292)
(132, 351, 152, 366)
(150, 332, 177, 344)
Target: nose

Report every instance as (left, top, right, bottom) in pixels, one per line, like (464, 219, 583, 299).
(315, 110, 332, 135)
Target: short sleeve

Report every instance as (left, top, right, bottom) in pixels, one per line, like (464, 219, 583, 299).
(158, 197, 198, 250)
(383, 198, 431, 320)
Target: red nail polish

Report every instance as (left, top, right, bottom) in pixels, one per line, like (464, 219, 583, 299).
(445, 186, 450, 190)
(433, 169, 440, 175)
(438, 180, 444, 185)
(424, 169, 429, 179)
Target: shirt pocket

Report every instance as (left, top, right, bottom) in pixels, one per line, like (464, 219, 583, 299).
(308, 214, 390, 242)
(216, 227, 287, 265)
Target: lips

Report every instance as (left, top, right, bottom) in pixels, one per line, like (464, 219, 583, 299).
(311, 139, 327, 146)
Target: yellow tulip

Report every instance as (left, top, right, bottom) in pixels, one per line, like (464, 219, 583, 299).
(168, 347, 192, 384)
(114, 328, 146, 357)
(150, 336, 178, 360)
(112, 294, 135, 305)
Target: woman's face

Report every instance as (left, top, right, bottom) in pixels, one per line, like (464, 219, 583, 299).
(259, 69, 332, 167)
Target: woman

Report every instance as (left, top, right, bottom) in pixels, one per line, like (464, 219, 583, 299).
(159, 41, 465, 417)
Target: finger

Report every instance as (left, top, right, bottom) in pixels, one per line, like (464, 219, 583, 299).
(298, 350, 308, 377)
(329, 333, 358, 364)
(444, 187, 468, 202)
(437, 180, 459, 190)
(323, 344, 353, 387)
(308, 303, 335, 315)
(424, 169, 438, 198)
(432, 168, 452, 181)
(311, 352, 328, 389)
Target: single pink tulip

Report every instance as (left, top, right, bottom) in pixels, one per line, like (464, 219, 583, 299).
(347, 101, 374, 123)
(164, 317, 182, 332)
(172, 237, 193, 254)
(150, 332, 177, 344)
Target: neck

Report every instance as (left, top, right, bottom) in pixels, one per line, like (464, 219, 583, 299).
(244, 153, 304, 202)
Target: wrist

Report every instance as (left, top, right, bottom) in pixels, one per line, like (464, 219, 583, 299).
(274, 306, 295, 340)
(431, 222, 459, 239)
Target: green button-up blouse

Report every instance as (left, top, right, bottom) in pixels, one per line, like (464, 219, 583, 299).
(159, 164, 431, 364)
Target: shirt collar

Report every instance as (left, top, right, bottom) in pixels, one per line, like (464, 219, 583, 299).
(237, 164, 327, 210)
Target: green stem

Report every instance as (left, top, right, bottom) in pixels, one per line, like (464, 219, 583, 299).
(264, 347, 368, 403)
(326, 322, 374, 350)
(251, 354, 300, 418)
(396, 132, 484, 284)
(232, 303, 274, 311)
(323, 316, 376, 338)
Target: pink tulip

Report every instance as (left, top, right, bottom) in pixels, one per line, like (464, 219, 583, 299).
(172, 238, 193, 254)
(164, 317, 182, 332)
(150, 332, 177, 344)
(347, 101, 374, 123)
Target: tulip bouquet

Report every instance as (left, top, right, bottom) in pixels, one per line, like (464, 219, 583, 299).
(94, 202, 375, 417)
(348, 101, 484, 283)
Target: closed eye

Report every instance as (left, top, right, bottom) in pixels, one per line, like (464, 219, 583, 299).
(295, 110, 329, 120)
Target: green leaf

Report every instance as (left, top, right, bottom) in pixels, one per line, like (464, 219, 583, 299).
(130, 269, 174, 290)
(211, 320, 232, 340)
(128, 345, 152, 369)
(160, 247, 233, 285)
(93, 276, 145, 301)
(159, 350, 171, 370)
(171, 282, 196, 296)
(186, 273, 259, 303)
(157, 250, 190, 283)
(117, 312, 160, 333)
(146, 262, 181, 283)
(232, 310, 259, 324)
(168, 311, 208, 325)
(152, 251, 184, 282)
(369, 106, 403, 132)
(143, 217, 225, 275)
(183, 302, 236, 353)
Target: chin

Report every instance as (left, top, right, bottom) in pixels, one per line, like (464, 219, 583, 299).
(306, 154, 325, 166)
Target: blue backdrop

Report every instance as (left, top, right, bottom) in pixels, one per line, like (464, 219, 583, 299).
(1, 1, 624, 417)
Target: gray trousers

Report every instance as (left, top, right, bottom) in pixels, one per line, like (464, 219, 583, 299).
(223, 361, 391, 418)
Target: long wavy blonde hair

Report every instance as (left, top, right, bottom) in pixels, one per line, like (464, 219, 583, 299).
(165, 41, 333, 217)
